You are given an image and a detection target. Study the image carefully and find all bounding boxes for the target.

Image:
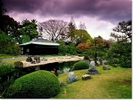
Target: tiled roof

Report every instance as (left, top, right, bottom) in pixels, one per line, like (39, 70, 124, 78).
(19, 38, 60, 46)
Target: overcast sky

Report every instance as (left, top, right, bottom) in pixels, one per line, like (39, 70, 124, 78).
(3, 0, 132, 40)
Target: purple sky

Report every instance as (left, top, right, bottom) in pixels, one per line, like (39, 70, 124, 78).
(3, 0, 132, 39)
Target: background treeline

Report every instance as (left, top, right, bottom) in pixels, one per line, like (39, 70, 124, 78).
(0, 0, 131, 68)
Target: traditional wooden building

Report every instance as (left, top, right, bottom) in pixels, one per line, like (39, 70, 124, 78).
(19, 38, 60, 55)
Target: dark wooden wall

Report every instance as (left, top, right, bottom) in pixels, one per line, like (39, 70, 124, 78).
(21, 44, 58, 55)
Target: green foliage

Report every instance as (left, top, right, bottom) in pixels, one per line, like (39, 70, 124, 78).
(0, 54, 15, 59)
(4, 70, 60, 98)
(67, 21, 76, 42)
(86, 36, 110, 65)
(0, 64, 15, 95)
(107, 42, 131, 68)
(73, 61, 89, 70)
(70, 29, 92, 45)
(18, 19, 38, 44)
(0, 64, 14, 76)
(57, 40, 77, 55)
(111, 20, 131, 42)
(108, 20, 132, 68)
(19, 35, 30, 43)
(0, 32, 20, 55)
(0, 15, 19, 38)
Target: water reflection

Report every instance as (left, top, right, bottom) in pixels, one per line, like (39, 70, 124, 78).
(39, 61, 77, 74)
(23, 61, 78, 75)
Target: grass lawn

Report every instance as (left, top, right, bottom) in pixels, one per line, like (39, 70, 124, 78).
(0, 54, 132, 98)
(0, 54, 15, 59)
(55, 66, 132, 99)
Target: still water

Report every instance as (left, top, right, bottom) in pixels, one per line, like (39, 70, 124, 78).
(39, 61, 78, 74)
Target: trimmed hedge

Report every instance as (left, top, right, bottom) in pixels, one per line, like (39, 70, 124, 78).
(73, 61, 89, 70)
(4, 70, 60, 98)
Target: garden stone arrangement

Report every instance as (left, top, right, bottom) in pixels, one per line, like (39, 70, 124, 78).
(22, 56, 84, 68)
(82, 74, 91, 80)
(86, 60, 99, 75)
(14, 61, 23, 68)
(26, 56, 33, 62)
(26, 56, 41, 64)
(67, 72, 78, 84)
(103, 65, 111, 70)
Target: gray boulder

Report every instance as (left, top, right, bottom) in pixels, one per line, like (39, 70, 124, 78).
(34, 56, 40, 63)
(86, 61, 99, 74)
(103, 65, 111, 70)
(67, 72, 78, 84)
(57, 70, 63, 75)
(60, 82, 66, 87)
(26, 56, 33, 62)
(41, 57, 47, 61)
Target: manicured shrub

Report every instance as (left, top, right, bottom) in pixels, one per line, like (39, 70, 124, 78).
(0, 64, 25, 95)
(73, 61, 89, 70)
(0, 64, 14, 76)
(4, 70, 60, 98)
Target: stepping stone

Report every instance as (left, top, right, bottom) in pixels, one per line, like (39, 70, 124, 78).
(82, 74, 91, 80)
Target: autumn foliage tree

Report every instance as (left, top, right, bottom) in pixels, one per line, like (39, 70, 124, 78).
(84, 36, 110, 65)
(76, 43, 90, 53)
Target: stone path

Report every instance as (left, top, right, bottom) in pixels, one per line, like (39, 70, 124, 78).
(22, 56, 84, 68)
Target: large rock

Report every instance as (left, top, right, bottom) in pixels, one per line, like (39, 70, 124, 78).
(67, 72, 78, 84)
(51, 68, 58, 76)
(86, 61, 99, 75)
(34, 56, 40, 63)
(60, 82, 66, 87)
(26, 56, 33, 62)
(41, 57, 47, 61)
(14, 61, 23, 68)
(57, 70, 63, 75)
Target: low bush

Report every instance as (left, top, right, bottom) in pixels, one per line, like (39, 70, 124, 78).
(73, 61, 89, 70)
(0, 64, 14, 76)
(4, 70, 60, 98)
(0, 64, 28, 96)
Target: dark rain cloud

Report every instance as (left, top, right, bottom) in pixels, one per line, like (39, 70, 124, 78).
(3, 0, 132, 23)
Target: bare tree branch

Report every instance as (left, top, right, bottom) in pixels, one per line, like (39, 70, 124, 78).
(38, 19, 68, 42)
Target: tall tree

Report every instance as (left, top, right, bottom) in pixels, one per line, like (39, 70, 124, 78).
(67, 16, 76, 42)
(0, 32, 20, 55)
(108, 20, 131, 68)
(71, 29, 92, 45)
(0, 15, 19, 35)
(18, 19, 38, 44)
(86, 36, 110, 65)
(38, 19, 68, 42)
(111, 20, 131, 42)
(0, 0, 6, 16)
(79, 22, 86, 30)
(67, 22, 76, 42)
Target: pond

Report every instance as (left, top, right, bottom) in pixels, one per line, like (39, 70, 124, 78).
(39, 61, 78, 74)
